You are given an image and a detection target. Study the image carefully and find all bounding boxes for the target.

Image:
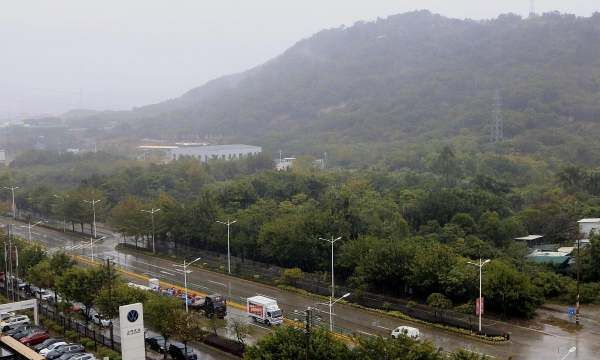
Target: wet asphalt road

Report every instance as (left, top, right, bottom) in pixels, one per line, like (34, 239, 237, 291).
(6, 219, 600, 359)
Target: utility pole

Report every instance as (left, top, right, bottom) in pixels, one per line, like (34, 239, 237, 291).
(216, 219, 236, 274)
(141, 208, 161, 254)
(106, 257, 115, 348)
(3, 186, 19, 219)
(21, 220, 43, 242)
(305, 307, 311, 360)
(319, 236, 341, 331)
(53, 194, 69, 232)
(14, 246, 18, 301)
(8, 224, 14, 302)
(174, 257, 201, 313)
(3, 241, 7, 299)
(576, 237, 581, 325)
(83, 199, 101, 238)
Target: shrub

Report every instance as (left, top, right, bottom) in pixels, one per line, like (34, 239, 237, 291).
(81, 338, 95, 350)
(282, 267, 304, 285)
(65, 330, 78, 342)
(97, 346, 122, 360)
(454, 302, 473, 314)
(381, 302, 394, 311)
(426, 293, 453, 309)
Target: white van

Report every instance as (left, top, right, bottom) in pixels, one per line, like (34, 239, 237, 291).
(391, 325, 420, 340)
(0, 315, 30, 331)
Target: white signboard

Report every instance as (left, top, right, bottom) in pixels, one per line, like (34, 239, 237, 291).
(119, 303, 145, 360)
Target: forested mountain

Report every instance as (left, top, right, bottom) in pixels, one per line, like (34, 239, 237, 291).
(79, 11, 600, 167)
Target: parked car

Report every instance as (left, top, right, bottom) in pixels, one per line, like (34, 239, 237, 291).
(58, 352, 85, 360)
(4, 324, 33, 336)
(0, 312, 15, 321)
(0, 315, 30, 331)
(46, 344, 85, 360)
(145, 335, 166, 353)
(39, 341, 68, 356)
(391, 326, 420, 340)
(69, 353, 96, 360)
(168, 342, 197, 360)
(20, 329, 49, 346)
(85, 309, 110, 327)
(12, 326, 43, 340)
(34, 338, 61, 352)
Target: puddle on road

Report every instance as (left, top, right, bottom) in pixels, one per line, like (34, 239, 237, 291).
(541, 315, 582, 333)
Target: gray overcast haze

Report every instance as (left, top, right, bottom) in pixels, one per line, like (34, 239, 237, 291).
(1, 0, 597, 118)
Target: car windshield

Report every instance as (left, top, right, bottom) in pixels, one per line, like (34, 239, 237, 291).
(270, 310, 282, 317)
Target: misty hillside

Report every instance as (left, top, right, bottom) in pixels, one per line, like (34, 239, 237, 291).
(83, 11, 600, 166)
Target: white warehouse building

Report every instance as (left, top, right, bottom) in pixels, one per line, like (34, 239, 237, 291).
(139, 144, 262, 162)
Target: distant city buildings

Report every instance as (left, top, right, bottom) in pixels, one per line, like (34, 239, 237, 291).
(138, 143, 262, 163)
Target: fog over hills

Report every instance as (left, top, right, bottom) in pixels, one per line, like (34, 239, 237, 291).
(78, 10, 600, 166)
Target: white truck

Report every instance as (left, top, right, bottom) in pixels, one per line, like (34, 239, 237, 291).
(246, 295, 283, 326)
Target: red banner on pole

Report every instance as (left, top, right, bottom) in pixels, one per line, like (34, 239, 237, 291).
(476, 297, 484, 315)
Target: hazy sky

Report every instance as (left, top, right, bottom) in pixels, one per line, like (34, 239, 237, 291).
(1, 1, 597, 118)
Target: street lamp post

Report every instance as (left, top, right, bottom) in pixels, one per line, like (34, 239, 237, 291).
(20, 220, 44, 242)
(319, 236, 342, 331)
(88, 236, 107, 262)
(83, 199, 101, 238)
(318, 292, 350, 332)
(14, 246, 18, 301)
(141, 208, 161, 254)
(53, 194, 69, 232)
(174, 257, 202, 313)
(3, 186, 19, 219)
(216, 219, 236, 274)
(467, 258, 491, 333)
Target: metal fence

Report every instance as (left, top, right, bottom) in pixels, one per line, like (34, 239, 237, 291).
(37, 304, 120, 352)
(0, 284, 121, 353)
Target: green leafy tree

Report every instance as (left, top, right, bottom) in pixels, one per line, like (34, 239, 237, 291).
(27, 260, 53, 300)
(145, 295, 182, 360)
(352, 336, 443, 360)
(244, 326, 351, 360)
(483, 261, 542, 318)
(56, 268, 105, 323)
(228, 317, 253, 346)
(426, 293, 453, 309)
(173, 310, 206, 355)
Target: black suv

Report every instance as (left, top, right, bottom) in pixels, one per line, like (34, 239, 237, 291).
(145, 335, 166, 353)
(168, 342, 197, 360)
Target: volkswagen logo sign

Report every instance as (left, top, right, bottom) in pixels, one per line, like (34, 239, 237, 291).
(127, 309, 139, 323)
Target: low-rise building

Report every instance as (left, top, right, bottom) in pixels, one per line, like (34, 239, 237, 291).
(578, 218, 600, 238)
(138, 143, 261, 163)
(526, 250, 571, 266)
(275, 157, 296, 171)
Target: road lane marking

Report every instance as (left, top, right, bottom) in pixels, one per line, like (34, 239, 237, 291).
(160, 270, 175, 276)
(356, 330, 376, 337)
(207, 280, 226, 287)
(375, 324, 392, 331)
